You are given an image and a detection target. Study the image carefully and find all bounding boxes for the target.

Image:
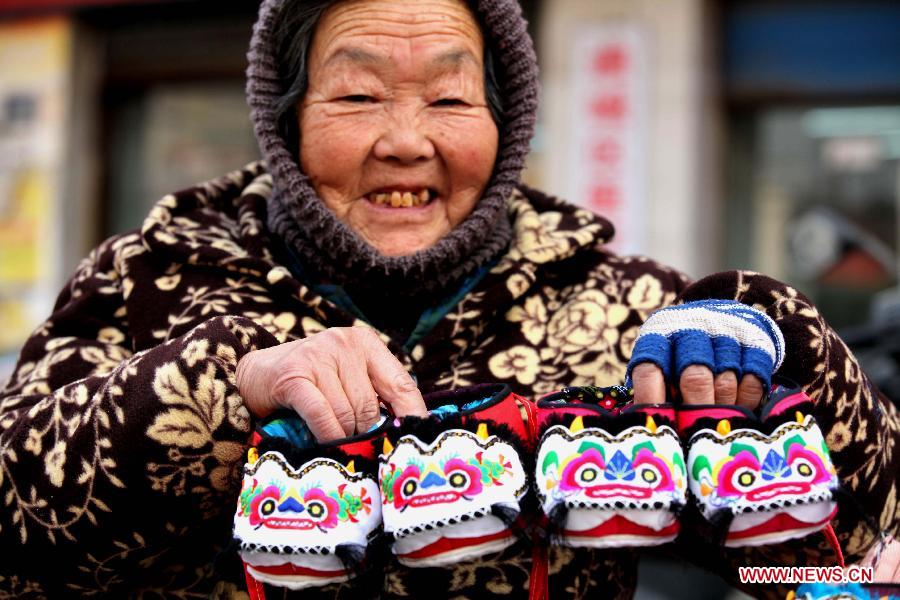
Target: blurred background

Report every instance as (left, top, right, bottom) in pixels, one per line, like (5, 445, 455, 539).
(0, 0, 898, 597)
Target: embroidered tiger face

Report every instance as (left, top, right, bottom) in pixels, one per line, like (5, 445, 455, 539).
(687, 413, 838, 512)
(378, 427, 527, 535)
(233, 452, 380, 552)
(536, 416, 686, 511)
(556, 446, 676, 500)
(242, 482, 353, 531)
(385, 456, 496, 511)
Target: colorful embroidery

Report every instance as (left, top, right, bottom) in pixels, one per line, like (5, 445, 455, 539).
(534, 415, 686, 548)
(239, 480, 371, 531)
(377, 426, 527, 567)
(687, 412, 839, 547)
(379, 428, 527, 536)
(536, 417, 686, 511)
(688, 414, 838, 513)
(233, 451, 381, 555)
(380, 450, 513, 511)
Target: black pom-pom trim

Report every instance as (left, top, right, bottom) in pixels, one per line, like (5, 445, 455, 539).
(334, 543, 367, 574)
(538, 407, 676, 438)
(384, 413, 527, 454)
(682, 401, 820, 448)
(707, 508, 735, 547)
(491, 503, 521, 528)
(544, 502, 569, 546)
(254, 435, 379, 475)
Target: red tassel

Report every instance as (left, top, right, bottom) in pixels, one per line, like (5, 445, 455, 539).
(244, 563, 267, 600)
(529, 543, 548, 600)
(823, 524, 845, 568)
(518, 395, 539, 449)
(523, 394, 547, 600)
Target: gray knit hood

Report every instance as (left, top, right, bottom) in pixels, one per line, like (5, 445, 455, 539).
(246, 0, 539, 296)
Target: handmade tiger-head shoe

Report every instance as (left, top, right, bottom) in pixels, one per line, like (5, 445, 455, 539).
(680, 381, 840, 547)
(233, 414, 389, 593)
(534, 385, 687, 548)
(378, 383, 532, 568)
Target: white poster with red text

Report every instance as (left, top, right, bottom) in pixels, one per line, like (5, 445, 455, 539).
(566, 25, 648, 255)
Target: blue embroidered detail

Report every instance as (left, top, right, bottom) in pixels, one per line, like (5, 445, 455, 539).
(277, 496, 305, 513)
(420, 472, 447, 489)
(604, 450, 635, 481)
(760, 449, 790, 481)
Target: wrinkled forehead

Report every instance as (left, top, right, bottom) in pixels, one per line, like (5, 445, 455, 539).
(309, 0, 486, 70)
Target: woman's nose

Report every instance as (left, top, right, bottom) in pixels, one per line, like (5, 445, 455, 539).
(372, 110, 435, 164)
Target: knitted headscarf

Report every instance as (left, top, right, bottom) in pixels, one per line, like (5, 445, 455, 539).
(247, 0, 539, 297)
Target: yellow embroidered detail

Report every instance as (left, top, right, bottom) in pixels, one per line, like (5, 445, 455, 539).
(570, 416, 585, 433)
(716, 420, 731, 436)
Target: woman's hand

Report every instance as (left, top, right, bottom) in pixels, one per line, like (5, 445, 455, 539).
(235, 326, 427, 441)
(869, 536, 900, 582)
(627, 300, 785, 408)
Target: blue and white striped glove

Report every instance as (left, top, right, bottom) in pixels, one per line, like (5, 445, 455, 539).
(626, 300, 785, 391)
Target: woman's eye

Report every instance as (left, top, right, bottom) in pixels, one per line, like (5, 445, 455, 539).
(432, 98, 466, 107)
(339, 95, 376, 103)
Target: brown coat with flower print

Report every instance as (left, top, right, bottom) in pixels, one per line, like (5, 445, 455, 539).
(0, 162, 896, 599)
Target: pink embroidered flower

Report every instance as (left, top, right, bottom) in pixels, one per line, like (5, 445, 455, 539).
(249, 485, 282, 526)
(303, 488, 341, 530)
(559, 448, 606, 492)
(787, 444, 831, 485)
(443, 458, 483, 497)
(717, 450, 761, 498)
(632, 448, 674, 492)
(392, 464, 422, 510)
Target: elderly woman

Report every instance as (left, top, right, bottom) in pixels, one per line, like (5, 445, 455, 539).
(0, 0, 897, 598)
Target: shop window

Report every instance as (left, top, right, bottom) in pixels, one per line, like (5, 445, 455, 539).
(729, 106, 899, 329)
(724, 1, 900, 331)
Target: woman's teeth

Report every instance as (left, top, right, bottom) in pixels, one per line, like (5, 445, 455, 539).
(369, 189, 431, 207)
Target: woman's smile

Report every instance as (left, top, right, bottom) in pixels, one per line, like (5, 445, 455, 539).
(364, 188, 434, 208)
(356, 188, 444, 225)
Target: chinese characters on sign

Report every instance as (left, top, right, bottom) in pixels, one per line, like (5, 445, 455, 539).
(567, 26, 647, 254)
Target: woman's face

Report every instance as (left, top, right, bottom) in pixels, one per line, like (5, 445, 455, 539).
(298, 0, 499, 256)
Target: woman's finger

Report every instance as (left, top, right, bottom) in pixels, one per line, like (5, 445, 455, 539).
(358, 328, 427, 417)
(873, 537, 900, 582)
(736, 374, 765, 411)
(338, 357, 382, 434)
(316, 370, 357, 437)
(631, 362, 666, 404)
(235, 349, 279, 418)
(277, 377, 347, 442)
(713, 371, 738, 405)
(680, 364, 714, 405)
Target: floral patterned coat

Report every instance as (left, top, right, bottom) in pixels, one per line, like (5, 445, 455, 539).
(1, 162, 897, 599)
